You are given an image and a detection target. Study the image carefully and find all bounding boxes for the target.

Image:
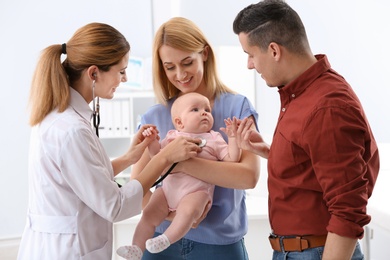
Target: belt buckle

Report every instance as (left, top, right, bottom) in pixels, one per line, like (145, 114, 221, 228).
(269, 233, 307, 252)
(269, 233, 278, 239)
(268, 233, 282, 252)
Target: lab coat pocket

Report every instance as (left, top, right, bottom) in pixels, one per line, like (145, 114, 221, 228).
(29, 213, 77, 234)
(23, 213, 79, 259)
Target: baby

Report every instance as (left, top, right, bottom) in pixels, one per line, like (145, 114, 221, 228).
(117, 92, 241, 259)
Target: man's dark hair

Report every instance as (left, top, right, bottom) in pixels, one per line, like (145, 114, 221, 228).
(233, 0, 309, 54)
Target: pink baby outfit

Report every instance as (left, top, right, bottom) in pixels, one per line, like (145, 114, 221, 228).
(160, 130, 229, 211)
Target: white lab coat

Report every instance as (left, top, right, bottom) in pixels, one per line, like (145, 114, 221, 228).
(18, 88, 143, 260)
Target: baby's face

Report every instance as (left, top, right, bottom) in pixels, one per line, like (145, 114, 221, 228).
(176, 94, 213, 133)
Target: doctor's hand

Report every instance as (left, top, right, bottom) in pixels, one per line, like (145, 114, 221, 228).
(159, 136, 202, 165)
(127, 124, 159, 163)
(111, 124, 159, 176)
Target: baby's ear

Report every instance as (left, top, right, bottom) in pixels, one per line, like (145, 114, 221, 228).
(174, 117, 184, 130)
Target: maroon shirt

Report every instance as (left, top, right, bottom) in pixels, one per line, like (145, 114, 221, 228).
(268, 55, 379, 238)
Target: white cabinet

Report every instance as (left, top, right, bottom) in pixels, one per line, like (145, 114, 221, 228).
(365, 143, 390, 260)
(98, 89, 156, 182)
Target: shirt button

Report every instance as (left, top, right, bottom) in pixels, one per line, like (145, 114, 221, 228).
(282, 108, 286, 112)
(291, 94, 295, 98)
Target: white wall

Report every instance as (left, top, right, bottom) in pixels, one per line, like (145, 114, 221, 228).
(0, 0, 388, 251)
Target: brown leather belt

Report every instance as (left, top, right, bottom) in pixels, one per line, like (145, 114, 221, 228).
(269, 234, 327, 252)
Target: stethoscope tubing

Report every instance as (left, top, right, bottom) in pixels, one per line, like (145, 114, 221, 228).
(151, 162, 178, 188)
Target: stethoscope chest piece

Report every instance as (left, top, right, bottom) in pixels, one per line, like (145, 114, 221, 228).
(151, 137, 207, 188)
(198, 138, 207, 148)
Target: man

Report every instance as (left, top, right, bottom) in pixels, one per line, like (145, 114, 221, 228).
(233, 0, 380, 259)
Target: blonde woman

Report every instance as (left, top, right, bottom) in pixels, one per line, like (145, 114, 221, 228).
(130, 17, 269, 260)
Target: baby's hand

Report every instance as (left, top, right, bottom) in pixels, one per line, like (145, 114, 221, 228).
(142, 126, 159, 139)
(220, 117, 238, 138)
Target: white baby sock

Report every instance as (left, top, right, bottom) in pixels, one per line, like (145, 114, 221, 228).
(116, 245, 143, 260)
(146, 234, 171, 253)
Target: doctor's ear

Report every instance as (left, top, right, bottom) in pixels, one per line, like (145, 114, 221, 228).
(87, 66, 98, 80)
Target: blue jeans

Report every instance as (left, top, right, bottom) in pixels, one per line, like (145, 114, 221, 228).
(142, 232, 248, 260)
(272, 241, 364, 260)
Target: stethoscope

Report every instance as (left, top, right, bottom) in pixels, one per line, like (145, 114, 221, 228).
(92, 79, 100, 137)
(151, 137, 207, 187)
(93, 78, 122, 187)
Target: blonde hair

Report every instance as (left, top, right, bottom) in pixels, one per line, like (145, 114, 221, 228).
(29, 22, 130, 126)
(152, 17, 234, 105)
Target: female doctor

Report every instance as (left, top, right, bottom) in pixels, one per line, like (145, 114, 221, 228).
(17, 22, 201, 260)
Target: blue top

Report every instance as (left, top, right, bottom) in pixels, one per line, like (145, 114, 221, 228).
(139, 92, 258, 245)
